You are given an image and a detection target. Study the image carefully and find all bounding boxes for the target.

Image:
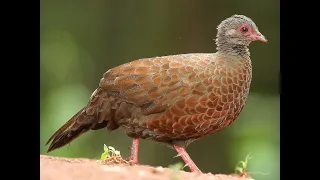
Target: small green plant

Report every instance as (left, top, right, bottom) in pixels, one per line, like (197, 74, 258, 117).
(168, 162, 185, 170)
(234, 153, 269, 178)
(235, 153, 252, 177)
(168, 162, 185, 180)
(100, 144, 121, 160)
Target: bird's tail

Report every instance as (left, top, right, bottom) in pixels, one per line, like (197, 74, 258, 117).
(45, 107, 97, 152)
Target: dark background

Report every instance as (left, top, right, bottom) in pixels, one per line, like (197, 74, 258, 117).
(40, 1, 279, 180)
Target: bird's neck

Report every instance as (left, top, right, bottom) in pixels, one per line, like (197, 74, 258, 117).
(216, 41, 250, 60)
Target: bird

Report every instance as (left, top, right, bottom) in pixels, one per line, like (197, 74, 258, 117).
(45, 14, 267, 173)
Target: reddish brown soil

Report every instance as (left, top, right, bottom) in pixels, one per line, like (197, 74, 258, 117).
(40, 155, 254, 180)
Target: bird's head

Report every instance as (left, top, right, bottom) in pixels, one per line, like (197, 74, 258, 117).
(216, 15, 267, 46)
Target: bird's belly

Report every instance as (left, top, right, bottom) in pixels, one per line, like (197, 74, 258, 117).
(202, 89, 249, 136)
(119, 90, 249, 142)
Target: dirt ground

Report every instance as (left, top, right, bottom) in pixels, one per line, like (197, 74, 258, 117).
(40, 155, 254, 180)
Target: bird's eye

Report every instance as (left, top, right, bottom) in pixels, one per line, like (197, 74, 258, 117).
(241, 27, 248, 33)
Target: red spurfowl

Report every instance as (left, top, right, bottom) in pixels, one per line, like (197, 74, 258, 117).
(46, 14, 267, 173)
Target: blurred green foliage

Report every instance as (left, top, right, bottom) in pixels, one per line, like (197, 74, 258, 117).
(40, 1, 279, 180)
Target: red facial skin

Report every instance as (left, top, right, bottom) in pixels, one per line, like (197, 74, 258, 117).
(237, 24, 267, 43)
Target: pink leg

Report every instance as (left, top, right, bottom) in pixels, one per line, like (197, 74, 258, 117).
(129, 138, 140, 165)
(173, 144, 202, 173)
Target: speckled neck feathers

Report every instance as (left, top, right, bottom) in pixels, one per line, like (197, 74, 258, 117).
(216, 42, 250, 59)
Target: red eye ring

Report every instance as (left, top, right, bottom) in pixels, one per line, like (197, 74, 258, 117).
(241, 27, 248, 33)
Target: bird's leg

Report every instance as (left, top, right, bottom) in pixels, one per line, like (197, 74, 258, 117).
(127, 138, 140, 165)
(173, 144, 202, 173)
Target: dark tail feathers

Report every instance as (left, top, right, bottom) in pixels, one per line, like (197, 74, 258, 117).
(46, 107, 94, 152)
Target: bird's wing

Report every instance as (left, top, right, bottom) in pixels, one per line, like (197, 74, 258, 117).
(99, 54, 214, 115)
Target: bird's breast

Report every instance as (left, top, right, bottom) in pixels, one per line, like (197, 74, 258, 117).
(141, 58, 252, 140)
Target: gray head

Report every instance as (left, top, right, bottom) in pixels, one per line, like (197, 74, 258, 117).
(216, 15, 267, 48)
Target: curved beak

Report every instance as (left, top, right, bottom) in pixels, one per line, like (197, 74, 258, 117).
(250, 32, 267, 43)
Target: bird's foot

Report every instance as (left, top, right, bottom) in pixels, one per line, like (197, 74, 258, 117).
(124, 156, 139, 165)
(130, 159, 139, 166)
